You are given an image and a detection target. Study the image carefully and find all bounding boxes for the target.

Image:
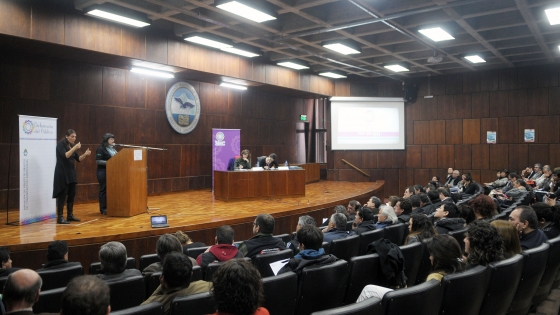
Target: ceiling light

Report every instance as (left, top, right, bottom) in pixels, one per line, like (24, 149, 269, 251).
(85, 4, 150, 28)
(545, 7, 560, 25)
(323, 43, 361, 55)
(384, 64, 409, 72)
(216, 0, 277, 23)
(220, 82, 247, 90)
(418, 27, 454, 42)
(185, 36, 232, 49)
(319, 71, 347, 79)
(220, 47, 260, 58)
(130, 67, 174, 78)
(558, 45, 560, 51)
(277, 61, 309, 70)
(464, 55, 486, 63)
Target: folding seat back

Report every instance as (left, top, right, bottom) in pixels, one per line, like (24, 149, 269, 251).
(399, 242, 423, 287)
(507, 243, 549, 315)
(262, 271, 298, 315)
(322, 241, 330, 255)
(415, 240, 432, 285)
(253, 249, 293, 278)
(108, 275, 146, 311)
(358, 229, 383, 256)
(382, 279, 443, 315)
(184, 246, 210, 260)
(310, 296, 383, 315)
(139, 254, 160, 271)
(170, 292, 214, 315)
(533, 236, 560, 306)
(273, 233, 291, 245)
(33, 287, 65, 314)
(295, 260, 348, 315)
(447, 228, 467, 253)
(478, 254, 524, 315)
(37, 263, 84, 290)
(205, 257, 252, 281)
(383, 223, 407, 246)
(111, 302, 164, 315)
(89, 257, 136, 274)
(329, 234, 359, 262)
(440, 265, 489, 315)
(343, 254, 385, 304)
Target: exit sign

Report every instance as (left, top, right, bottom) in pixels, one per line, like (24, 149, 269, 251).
(300, 115, 307, 121)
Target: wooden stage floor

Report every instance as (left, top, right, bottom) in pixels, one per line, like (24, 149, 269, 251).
(2, 181, 383, 254)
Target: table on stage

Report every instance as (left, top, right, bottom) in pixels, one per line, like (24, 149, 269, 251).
(214, 169, 306, 201)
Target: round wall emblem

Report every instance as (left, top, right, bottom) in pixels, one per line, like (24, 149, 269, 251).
(165, 82, 201, 134)
(22, 120, 34, 134)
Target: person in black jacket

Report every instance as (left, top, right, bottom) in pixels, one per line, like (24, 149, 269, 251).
(433, 203, 466, 235)
(37, 240, 81, 271)
(96, 133, 117, 215)
(0, 247, 19, 277)
(459, 173, 477, 195)
(237, 214, 286, 259)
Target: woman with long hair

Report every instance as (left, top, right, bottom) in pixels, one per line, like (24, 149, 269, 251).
(405, 214, 437, 245)
(425, 234, 465, 281)
(491, 220, 522, 259)
(95, 133, 117, 215)
(467, 194, 497, 220)
(464, 220, 504, 267)
(52, 129, 91, 224)
(234, 149, 251, 170)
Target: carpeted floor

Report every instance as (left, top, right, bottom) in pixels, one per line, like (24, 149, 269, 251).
(530, 288, 560, 315)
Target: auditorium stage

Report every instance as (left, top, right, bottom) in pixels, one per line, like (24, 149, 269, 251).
(3, 180, 383, 270)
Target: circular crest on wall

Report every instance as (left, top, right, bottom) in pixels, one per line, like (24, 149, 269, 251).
(165, 82, 201, 134)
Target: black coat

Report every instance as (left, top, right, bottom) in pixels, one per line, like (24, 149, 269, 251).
(52, 140, 80, 198)
(434, 218, 466, 234)
(95, 145, 115, 169)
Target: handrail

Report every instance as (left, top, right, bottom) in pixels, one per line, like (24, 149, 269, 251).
(341, 159, 369, 177)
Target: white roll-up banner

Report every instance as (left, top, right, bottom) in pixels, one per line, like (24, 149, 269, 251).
(19, 115, 57, 225)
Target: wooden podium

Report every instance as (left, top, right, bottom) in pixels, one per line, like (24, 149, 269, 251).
(106, 148, 147, 217)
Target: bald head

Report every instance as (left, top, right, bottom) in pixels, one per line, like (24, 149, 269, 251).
(3, 269, 42, 311)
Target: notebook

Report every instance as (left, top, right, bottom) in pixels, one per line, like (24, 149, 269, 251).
(151, 215, 169, 228)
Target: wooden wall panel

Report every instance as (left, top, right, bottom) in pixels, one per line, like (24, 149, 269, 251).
(489, 144, 508, 171)
(265, 65, 279, 86)
(471, 92, 489, 118)
(50, 60, 79, 103)
(377, 151, 394, 169)
(463, 72, 480, 93)
(445, 119, 462, 144)
(437, 95, 454, 119)
(121, 27, 145, 60)
(549, 87, 560, 115)
(407, 145, 422, 169)
(528, 144, 549, 165)
(167, 40, 189, 68)
(406, 121, 414, 145)
(102, 67, 125, 107)
(422, 145, 438, 169)
(0, 0, 30, 38)
(125, 71, 146, 108)
(429, 120, 445, 144)
(517, 67, 538, 89)
(480, 118, 498, 143)
(537, 65, 559, 88)
(146, 33, 168, 64)
(508, 144, 528, 172)
(538, 115, 560, 144)
(454, 94, 471, 119)
(463, 119, 480, 144)
(471, 144, 489, 170)
(65, 15, 96, 51)
(78, 64, 103, 105)
(454, 144, 472, 170)
(0, 55, 20, 99)
(413, 121, 430, 144)
(499, 68, 517, 90)
(498, 117, 518, 143)
(20, 57, 50, 100)
(508, 89, 527, 117)
(32, 2, 64, 44)
(480, 69, 500, 92)
(445, 74, 462, 95)
(437, 145, 454, 169)
(549, 145, 560, 168)
(95, 22, 121, 55)
(527, 88, 548, 116)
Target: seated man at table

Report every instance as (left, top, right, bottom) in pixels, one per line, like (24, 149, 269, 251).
(258, 153, 279, 169)
(37, 240, 82, 271)
(237, 214, 286, 259)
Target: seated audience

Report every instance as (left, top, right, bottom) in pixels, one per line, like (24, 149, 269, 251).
(405, 213, 437, 245)
(468, 194, 497, 220)
(353, 207, 376, 234)
(375, 205, 398, 229)
(437, 187, 455, 205)
(143, 234, 193, 277)
(458, 204, 476, 225)
(2, 269, 43, 314)
(430, 176, 440, 187)
(196, 225, 243, 269)
(287, 215, 316, 254)
(413, 184, 425, 195)
(409, 195, 422, 213)
(366, 196, 382, 215)
(210, 259, 269, 315)
(279, 225, 337, 277)
(433, 203, 466, 234)
(459, 173, 477, 195)
(37, 240, 81, 271)
(0, 247, 19, 277)
(509, 206, 548, 250)
(323, 213, 354, 243)
(445, 170, 461, 192)
(395, 198, 412, 224)
(414, 192, 432, 214)
(321, 205, 349, 227)
(237, 214, 286, 259)
(491, 220, 522, 259)
(97, 241, 141, 282)
(142, 252, 212, 315)
(403, 187, 415, 199)
(484, 169, 509, 190)
(504, 179, 529, 199)
(536, 165, 552, 190)
(61, 275, 110, 315)
(532, 202, 560, 239)
(175, 231, 206, 251)
(388, 196, 399, 207)
(522, 163, 542, 181)
(464, 220, 504, 267)
(347, 200, 361, 221)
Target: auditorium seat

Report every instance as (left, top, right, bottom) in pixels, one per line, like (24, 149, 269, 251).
(295, 260, 348, 315)
(440, 265, 489, 315)
(185, 246, 209, 260)
(382, 279, 443, 315)
(205, 257, 252, 281)
(146, 266, 203, 298)
(448, 228, 467, 253)
(329, 234, 359, 262)
(111, 302, 164, 315)
(0, 276, 6, 293)
(262, 271, 298, 315)
(399, 242, 423, 287)
(415, 240, 432, 285)
(37, 263, 84, 290)
(139, 254, 160, 271)
(273, 233, 291, 245)
(89, 257, 136, 274)
(322, 241, 330, 255)
(478, 254, 524, 315)
(345, 221, 354, 231)
(108, 275, 146, 311)
(357, 229, 383, 255)
(383, 223, 407, 246)
(253, 249, 293, 278)
(344, 254, 385, 304)
(310, 295, 383, 315)
(508, 243, 550, 315)
(533, 236, 560, 306)
(33, 286, 65, 314)
(170, 292, 214, 315)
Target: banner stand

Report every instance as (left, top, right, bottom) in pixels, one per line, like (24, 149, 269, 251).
(212, 129, 240, 192)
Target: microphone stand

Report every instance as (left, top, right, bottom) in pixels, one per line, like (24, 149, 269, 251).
(114, 144, 167, 213)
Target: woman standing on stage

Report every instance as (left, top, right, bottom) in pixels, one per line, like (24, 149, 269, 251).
(96, 133, 117, 215)
(234, 149, 251, 170)
(52, 129, 91, 224)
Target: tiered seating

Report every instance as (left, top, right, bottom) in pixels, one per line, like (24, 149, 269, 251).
(89, 257, 136, 274)
(111, 302, 164, 315)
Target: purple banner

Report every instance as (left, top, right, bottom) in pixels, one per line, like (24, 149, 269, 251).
(212, 129, 240, 191)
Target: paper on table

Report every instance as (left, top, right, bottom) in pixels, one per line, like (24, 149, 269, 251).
(269, 259, 290, 276)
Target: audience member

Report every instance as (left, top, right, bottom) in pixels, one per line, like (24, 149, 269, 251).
(503, 179, 529, 199)
(321, 205, 349, 227)
(409, 195, 421, 213)
(323, 213, 354, 243)
(509, 206, 548, 250)
(388, 196, 399, 207)
(60, 275, 110, 315)
(491, 220, 522, 259)
(468, 194, 497, 220)
(459, 173, 477, 195)
(287, 215, 316, 254)
(405, 213, 437, 245)
(279, 225, 337, 277)
(522, 163, 542, 181)
(366, 196, 382, 215)
(143, 252, 212, 315)
(237, 214, 286, 259)
(414, 193, 432, 214)
(210, 259, 269, 315)
(430, 176, 440, 187)
(353, 207, 376, 234)
(484, 169, 509, 190)
(445, 170, 461, 192)
(500, 172, 520, 194)
(375, 205, 398, 229)
(0, 247, 19, 277)
(437, 187, 454, 205)
(403, 187, 414, 199)
(175, 231, 206, 251)
(536, 165, 552, 190)
(464, 220, 504, 267)
(143, 234, 194, 277)
(433, 203, 466, 234)
(2, 269, 43, 315)
(458, 204, 476, 225)
(196, 225, 243, 269)
(97, 241, 141, 282)
(413, 184, 425, 195)
(37, 240, 81, 271)
(532, 202, 560, 239)
(395, 199, 412, 224)
(347, 200, 361, 221)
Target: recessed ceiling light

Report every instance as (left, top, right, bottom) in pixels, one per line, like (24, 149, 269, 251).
(464, 55, 486, 63)
(384, 64, 409, 72)
(323, 43, 361, 55)
(86, 9, 150, 28)
(220, 47, 260, 58)
(319, 72, 347, 79)
(545, 7, 560, 25)
(220, 82, 247, 90)
(277, 61, 309, 70)
(558, 45, 560, 51)
(130, 67, 174, 78)
(185, 36, 232, 49)
(418, 27, 455, 42)
(216, 1, 277, 23)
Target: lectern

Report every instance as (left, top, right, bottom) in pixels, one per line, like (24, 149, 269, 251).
(106, 148, 147, 217)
